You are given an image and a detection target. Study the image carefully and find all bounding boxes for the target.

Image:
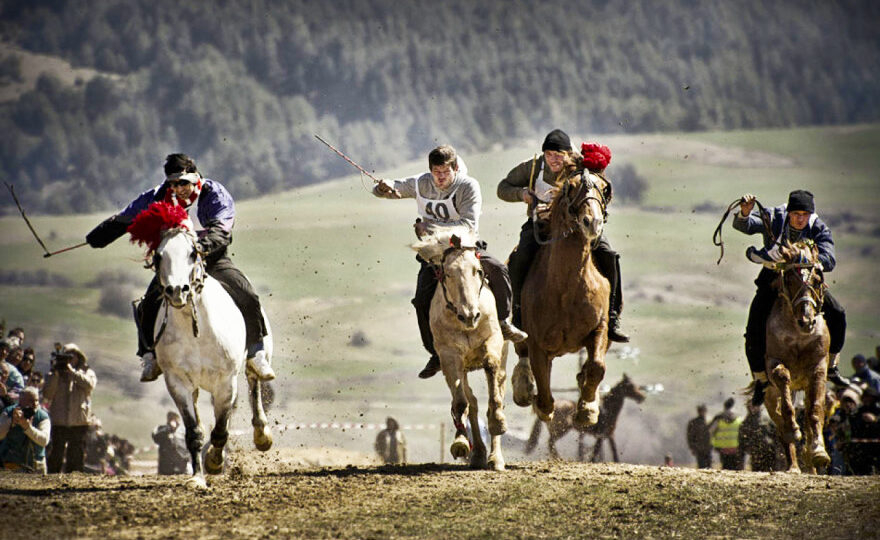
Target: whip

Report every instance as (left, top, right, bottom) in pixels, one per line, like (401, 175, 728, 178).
(4, 182, 88, 258)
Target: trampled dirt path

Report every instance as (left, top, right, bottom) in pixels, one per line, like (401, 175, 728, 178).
(1, 450, 878, 539)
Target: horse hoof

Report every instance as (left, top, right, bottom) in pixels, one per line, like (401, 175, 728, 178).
(204, 446, 224, 475)
(512, 361, 535, 407)
(254, 429, 273, 452)
(812, 448, 831, 469)
(574, 399, 600, 427)
(488, 454, 506, 471)
(450, 438, 470, 460)
(187, 475, 209, 490)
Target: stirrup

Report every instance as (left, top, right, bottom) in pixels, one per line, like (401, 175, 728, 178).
(140, 352, 162, 382)
(247, 350, 275, 381)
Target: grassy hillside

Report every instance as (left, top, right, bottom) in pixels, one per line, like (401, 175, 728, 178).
(1, 125, 878, 465)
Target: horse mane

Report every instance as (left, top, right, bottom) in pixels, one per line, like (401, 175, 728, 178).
(411, 228, 477, 264)
(778, 239, 819, 266)
(127, 202, 191, 253)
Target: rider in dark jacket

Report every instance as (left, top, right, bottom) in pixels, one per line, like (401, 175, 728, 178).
(734, 189, 847, 404)
(85, 154, 274, 383)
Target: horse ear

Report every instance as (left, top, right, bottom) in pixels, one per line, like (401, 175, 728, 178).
(450, 235, 461, 249)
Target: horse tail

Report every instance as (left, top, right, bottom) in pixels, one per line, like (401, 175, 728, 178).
(524, 416, 543, 454)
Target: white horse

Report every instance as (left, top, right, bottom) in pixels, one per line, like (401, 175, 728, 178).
(412, 231, 509, 471)
(141, 209, 272, 485)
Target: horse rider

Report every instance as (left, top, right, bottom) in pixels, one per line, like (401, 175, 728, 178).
(497, 129, 630, 343)
(373, 145, 528, 379)
(734, 189, 848, 405)
(85, 153, 275, 383)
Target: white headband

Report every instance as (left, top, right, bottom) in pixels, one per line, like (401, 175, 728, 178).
(166, 171, 201, 183)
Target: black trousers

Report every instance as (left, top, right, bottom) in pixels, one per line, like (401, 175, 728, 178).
(136, 255, 267, 356)
(508, 219, 623, 327)
(47, 425, 89, 474)
(745, 268, 846, 374)
(412, 247, 512, 358)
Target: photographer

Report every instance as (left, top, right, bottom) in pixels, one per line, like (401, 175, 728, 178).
(44, 343, 96, 473)
(152, 411, 189, 475)
(0, 386, 51, 473)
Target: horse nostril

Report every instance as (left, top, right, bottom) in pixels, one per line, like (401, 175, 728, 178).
(182, 284, 190, 293)
(474, 312, 481, 322)
(458, 314, 466, 323)
(165, 285, 173, 295)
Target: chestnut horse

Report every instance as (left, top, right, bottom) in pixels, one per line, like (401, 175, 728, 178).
(524, 374, 645, 461)
(761, 240, 831, 473)
(412, 231, 509, 470)
(511, 168, 611, 427)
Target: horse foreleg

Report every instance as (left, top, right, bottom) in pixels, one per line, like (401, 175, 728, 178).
(590, 437, 603, 463)
(767, 363, 801, 473)
(248, 373, 272, 452)
(484, 354, 507, 471)
(166, 379, 204, 477)
(441, 357, 470, 461)
(609, 436, 619, 463)
(512, 354, 536, 407)
(575, 333, 606, 428)
(805, 363, 830, 472)
(463, 377, 487, 469)
(205, 378, 236, 475)
(530, 349, 554, 421)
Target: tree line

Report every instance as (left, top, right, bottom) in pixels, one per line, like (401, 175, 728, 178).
(0, 0, 878, 214)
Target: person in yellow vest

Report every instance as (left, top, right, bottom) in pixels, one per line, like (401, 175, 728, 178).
(709, 397, 743, 470)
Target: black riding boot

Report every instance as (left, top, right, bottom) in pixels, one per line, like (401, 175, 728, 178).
(413, 260, 440, 379)
(593, 241, 629, 343)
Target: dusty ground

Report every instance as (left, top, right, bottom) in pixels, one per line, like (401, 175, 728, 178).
(1, 449, 878, 539)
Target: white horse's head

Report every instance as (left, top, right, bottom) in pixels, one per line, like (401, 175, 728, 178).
(412, 230, 484, 330)
(155, 225, 202, 308)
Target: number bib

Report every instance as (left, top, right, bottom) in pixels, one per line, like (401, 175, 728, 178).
(415, 181, 460, 223)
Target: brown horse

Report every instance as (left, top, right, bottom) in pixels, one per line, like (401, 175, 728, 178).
(511, 164, 611, 426)
(761, 240, 831, 473)
(524, 374, 646, 461)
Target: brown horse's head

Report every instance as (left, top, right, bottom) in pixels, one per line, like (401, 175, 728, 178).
(548, 169, 608, 244)
(775, 240, 825, 333)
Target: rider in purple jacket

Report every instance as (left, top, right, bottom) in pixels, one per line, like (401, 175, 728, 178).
(85, 154, 275, 383)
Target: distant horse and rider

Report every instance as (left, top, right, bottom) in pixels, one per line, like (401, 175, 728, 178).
(412, 231, 510, 470)
(524, 374, 646, 462)
(128, 202, 273, 486)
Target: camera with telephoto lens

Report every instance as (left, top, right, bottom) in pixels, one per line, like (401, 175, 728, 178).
(51, 349, 74, 371)
(18, 406, 35, 419)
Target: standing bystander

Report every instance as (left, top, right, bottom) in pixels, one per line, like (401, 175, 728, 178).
(44, 343, 97, 473)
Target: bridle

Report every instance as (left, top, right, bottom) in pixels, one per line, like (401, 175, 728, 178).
(777, 260, 825, 315)
(534, 174, 608, 246)
(433, 245, 485, 322)
(150, 229, 207, 343)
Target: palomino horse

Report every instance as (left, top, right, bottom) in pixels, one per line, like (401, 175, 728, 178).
(130, 202, 272, 485)
(761, 240, 830, 473)
(412, 231, 509, 470)
(512, 169, 611, 427)
(524, 374, 645, 461)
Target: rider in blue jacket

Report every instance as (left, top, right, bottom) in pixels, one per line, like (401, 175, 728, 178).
(85, 154, 275, 383)
(734, 189, 847, 405)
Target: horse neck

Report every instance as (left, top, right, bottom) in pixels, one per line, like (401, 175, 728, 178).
(602, 385, 627, 420)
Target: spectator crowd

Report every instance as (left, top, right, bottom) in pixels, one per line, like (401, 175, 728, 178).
(0, 323, 136, 475)
(685, 347, 880, 475)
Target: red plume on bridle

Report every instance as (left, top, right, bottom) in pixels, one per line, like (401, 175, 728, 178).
(581, 142, 611, 172)
(127, 202, 190, 252)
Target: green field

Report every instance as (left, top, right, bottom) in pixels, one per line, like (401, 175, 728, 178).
(2, 125, 878, 465)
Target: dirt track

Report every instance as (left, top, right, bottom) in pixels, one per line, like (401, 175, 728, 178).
(2, 449, 879, 539)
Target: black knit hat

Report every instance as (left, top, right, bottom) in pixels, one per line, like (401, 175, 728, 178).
(787, 189, 815, 213)
(542, 129, 572, 153)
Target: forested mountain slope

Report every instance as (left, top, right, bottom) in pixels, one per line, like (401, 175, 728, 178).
(1, 0, 878, 213)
